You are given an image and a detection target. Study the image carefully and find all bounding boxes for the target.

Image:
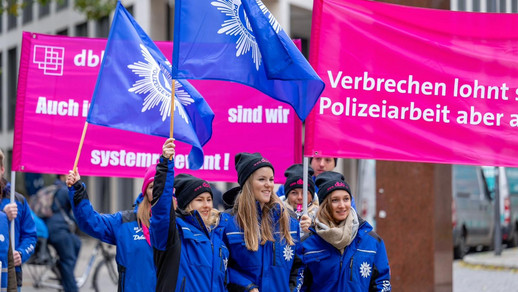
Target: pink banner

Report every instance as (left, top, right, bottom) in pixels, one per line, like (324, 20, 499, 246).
(14, 32, 301, 181)
(306, 0, 518, 167)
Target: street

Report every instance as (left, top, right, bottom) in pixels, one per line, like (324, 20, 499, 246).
(453, 261, 518, 292)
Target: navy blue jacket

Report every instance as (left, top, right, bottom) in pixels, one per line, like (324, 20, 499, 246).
(224, 204, 304, 292)
(69, 182, 156, 292)
(1, 181, 37, 286)
(151, 156, 230, 291)
(298, 219, 391, 292)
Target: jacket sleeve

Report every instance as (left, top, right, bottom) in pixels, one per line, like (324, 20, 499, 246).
(369, 238, 391, 292)
(289, 221, 305, 292)
(68, 182, 119, 245)
(227, 266, 258, 292)
(16, 198, 37, 263)
(150, 156, 177, 251)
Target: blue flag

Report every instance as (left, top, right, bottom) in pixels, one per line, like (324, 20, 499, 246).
(87, 2, 214, 170)
(173, 0, 325, 121)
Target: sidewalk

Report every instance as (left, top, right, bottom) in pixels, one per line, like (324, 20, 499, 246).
(462, 247, 518, 271)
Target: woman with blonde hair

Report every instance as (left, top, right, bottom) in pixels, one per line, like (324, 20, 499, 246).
(298, 171, 391, 291)
(224, 152, 303, 292)
(66, 164, 157, 292)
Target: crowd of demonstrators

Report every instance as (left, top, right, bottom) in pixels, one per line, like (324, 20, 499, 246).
(44, 174, 81, 292)
(66, 165, 157, 292)
(150, 138, 230, 291)
(0, 149, 37, 290)
(298, 171, 391, 291)
(224, 152, 304, 292)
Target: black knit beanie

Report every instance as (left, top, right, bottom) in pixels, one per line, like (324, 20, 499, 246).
(235, 152, 274, 187)
(222, 186, 241, 210)
(315, 171, 352, 205)
(283, 164, 316, 196)
(174, 173, 213, 210)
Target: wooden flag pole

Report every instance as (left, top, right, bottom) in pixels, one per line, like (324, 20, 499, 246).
(70, 122, 88, 184)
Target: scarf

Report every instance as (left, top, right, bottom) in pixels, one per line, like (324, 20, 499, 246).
(315, 208, 359, 254)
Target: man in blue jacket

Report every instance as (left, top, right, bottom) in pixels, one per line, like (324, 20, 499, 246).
(0, 149, 37, 289)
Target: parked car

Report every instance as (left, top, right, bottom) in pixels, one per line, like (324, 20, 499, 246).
(504, 168, 518, 247)
(481, 166, 514, 247)
(453, 165, 494, 259)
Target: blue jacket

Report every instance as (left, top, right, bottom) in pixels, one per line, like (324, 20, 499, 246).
(1, 181, 37, 285)
(69, 182, 155, 292)
(224, 204, 303, 292)
(0, 211, 10, 290)
(298, 219, 391, 292)
(151, 156, 230, 292)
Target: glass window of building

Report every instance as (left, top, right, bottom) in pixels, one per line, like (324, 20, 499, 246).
(56, 0, 68, 11)
(39, 1, 50, 18)
(56, 28, 68, 35)
(96, 15, 109, 38)
(472, 0, 480, 11)
(7, 0, 17, 30)
(0, 52, 3, 131)
(75, 22, 88, 37)
(8, 47, 17, 130)
(23, 0, 33, 24)
(118, 178, 135, 210)
(513, 0, 517, 12)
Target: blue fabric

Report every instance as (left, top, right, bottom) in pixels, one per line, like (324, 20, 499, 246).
(48, 230, 81, 292)
(224, 205, 302, 291)
(30, 209, 49, 239)
(174, 212, 230, 291)
(173, 0, 325, 121)
(87, 2, 214, 170)
(69, 185, 156, 292)
(297, 221, 391, 292)
(0, 212, 10, 290)
(0, 182, 37, 275)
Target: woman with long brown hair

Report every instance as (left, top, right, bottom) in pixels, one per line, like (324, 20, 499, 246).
(224, 152, 303, 292)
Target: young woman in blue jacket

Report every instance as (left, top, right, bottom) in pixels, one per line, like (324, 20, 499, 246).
(150, 138, 229, 292)
(224, 152, 303, 292)
(298, 171, 391, 292)
(66, 164, 157, 292)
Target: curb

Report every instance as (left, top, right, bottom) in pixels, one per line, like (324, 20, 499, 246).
(460, 260, 518, 272)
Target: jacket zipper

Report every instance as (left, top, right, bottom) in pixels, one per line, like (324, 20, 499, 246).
(349, 256, 354, 281)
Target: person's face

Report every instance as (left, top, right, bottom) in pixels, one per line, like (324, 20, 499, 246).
(311, 157, 336, 176)
(286, 188, 313, 209)
(251, 167, 274, 207)
(188, 192, 213, 222)
(328, 190, 351, 223)
(146, 182, 154, 202)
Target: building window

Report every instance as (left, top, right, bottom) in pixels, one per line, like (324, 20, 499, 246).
(513, 0, 517, 12)
(96, 15, 110, 38)
(22, 0, 33, 24)
(0, 11, 3, 33)
(56, 0, 68, 11)
(7, 0, 17, 30)
(56, 28, 68, 35)
(166, 3, 173, 41)
(75, 22, 88, 37)
(118, 178, 134, 210)
(472, 0, 480, 11)
(8, 47, 17, 130)
(39, 1, 50, 18)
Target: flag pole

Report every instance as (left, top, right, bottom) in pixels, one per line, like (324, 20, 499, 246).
(170, 79, 176, 160)
(10, 171, 16, 251)
(70, 122, 88, 184)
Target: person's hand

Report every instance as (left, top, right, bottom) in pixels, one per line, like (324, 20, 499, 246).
(250, 288, 259, 292)
(300, 214, 312, 233)
(3, 203, 18, 221)
(67, 169, 80, 186)
(13, 250, 21, 266)
(162, 138, 176, 159)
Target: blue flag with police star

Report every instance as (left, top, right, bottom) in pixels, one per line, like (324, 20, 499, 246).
(172, 0, 325, 121)
(87, 2, 214, 170)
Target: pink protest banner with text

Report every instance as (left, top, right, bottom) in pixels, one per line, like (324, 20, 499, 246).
(306, 0, 518, 167)
(14, 32, 301, 181)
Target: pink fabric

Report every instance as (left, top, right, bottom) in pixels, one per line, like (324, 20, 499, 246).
(13, 32, 302, 182)
(142, 223, 150, 246)
(306, 0, 518, 167)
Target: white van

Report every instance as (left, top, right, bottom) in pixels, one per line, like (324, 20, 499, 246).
(453, 165, 494, 259)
